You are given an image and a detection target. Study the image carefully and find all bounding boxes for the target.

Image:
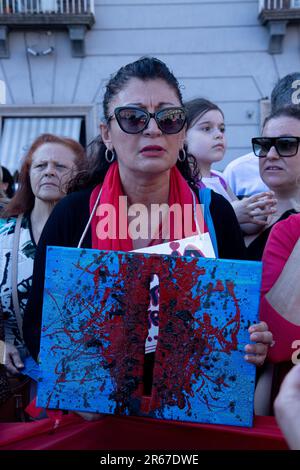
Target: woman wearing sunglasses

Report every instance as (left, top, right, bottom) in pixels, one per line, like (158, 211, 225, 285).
(245, 106, 300, 260)
(22, 57, 272, 419)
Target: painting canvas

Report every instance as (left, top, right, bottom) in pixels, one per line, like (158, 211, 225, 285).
(37, 247, 262, 427)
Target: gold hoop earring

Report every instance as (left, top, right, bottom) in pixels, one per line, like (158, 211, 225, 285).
(178, 148, 186, 162)
(105, 148, 115, 163)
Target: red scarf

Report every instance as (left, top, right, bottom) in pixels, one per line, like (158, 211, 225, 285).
(89, 162, 207, 251)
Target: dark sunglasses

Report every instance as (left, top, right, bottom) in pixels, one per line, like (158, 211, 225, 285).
(108, 106, 187, 135)
(252, 136, 300, 158)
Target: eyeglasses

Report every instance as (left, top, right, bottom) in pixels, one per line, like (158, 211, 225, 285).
(252, 137, 300, 158)
(108, 106, 187, 135)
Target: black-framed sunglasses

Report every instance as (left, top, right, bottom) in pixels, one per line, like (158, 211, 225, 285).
(252, 137, 300, 158)
(108, 106, 187, 135)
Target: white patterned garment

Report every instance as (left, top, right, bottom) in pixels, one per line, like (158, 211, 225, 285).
(145, 274, 159, 354)
(0, 214, 36, 358)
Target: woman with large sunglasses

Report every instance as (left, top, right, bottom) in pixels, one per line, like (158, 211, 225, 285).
(245, 106, 300, 261)
(23, 57, 272, 419)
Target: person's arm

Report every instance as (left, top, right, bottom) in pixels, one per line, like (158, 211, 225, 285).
(265, 238, 300, 325)
(23, 190, 91, 359)
(274, 364, 300, 449)
(260, 214, 300, 363)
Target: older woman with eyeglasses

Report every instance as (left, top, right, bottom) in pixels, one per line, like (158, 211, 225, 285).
(0, 134, 85, 377)
(244, 106, 300, 261)
(23, 58, 272, 420)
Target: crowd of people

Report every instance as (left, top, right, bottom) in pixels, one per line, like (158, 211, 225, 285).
(0, 58, 299, 449)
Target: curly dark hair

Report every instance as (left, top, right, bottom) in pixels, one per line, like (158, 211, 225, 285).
(69, 56, 199, 192)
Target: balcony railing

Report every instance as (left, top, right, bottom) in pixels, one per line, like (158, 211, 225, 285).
(0, 0, 95, 57)
(259, 0, 300, 11)
(0, 0, 95, 15)
(258, 0, 300, 53)
(259, 0, 285, 10)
